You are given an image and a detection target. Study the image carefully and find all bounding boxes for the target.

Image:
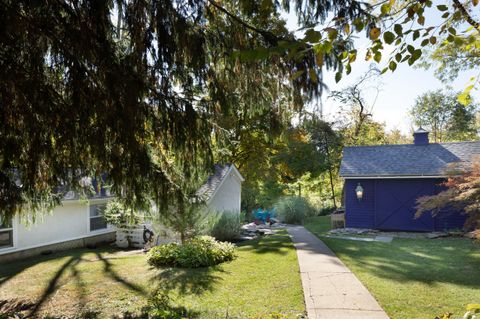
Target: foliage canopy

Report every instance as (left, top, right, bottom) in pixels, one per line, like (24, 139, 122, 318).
(409, 89, 478, 142)
(0, 0, 373, 219)
(416, 156, 480, 234)
(1, 0, 478, 220)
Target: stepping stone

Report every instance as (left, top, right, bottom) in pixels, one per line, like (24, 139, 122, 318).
(375, 236, 393, 243)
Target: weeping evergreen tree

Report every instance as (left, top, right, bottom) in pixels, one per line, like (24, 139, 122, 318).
(0, 0, 373, 220)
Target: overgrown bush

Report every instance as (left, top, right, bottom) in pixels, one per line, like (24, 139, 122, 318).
(210, 211, 244, 241)
(147, 236, 236, 268)
(273, 196, 315, 224)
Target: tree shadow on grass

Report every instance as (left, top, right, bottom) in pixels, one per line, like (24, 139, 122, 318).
(323, 237, 480, 288)
(25, 255, 82, 317)
(151, 266, 225, 297)
(236, 230, 294, 256)
(0, 247, 150, 318)
(118, 301, 201, 319)
(0, 246, 119, 289)
(94, 252, 147, 295)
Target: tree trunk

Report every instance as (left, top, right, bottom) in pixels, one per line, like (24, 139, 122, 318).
(116, 2, 123, 40)
(180, 231, 186, 245)
(323, 133, 337, 209)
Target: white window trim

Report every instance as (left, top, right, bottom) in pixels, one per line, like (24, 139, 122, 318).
(0, 215, 17, 252)
(88, 201, 112, 233)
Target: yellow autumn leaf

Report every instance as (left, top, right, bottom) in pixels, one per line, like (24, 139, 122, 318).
(344, 23, 350, 35)
(466, 304, 480, 311)
(418, 16, 425, 25)
(365, 50, 372, 61)
(316, 52, 324, 67)
(370, 27, 381, 40)
(473, 0, 479, 6)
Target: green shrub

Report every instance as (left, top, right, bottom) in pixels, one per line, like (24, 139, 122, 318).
(273, 196, 315, 224)
(210, 211, 244, 241)
(318, 206, 336, 216)
(147, 236, 236, 268)
(104, 199, 141, 226)
(143, 289, 193, 319)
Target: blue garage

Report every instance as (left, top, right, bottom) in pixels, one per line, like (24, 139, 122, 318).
(339, 129, 480, 232)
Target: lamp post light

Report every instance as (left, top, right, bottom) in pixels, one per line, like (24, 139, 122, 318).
(355, 183, 364, 201)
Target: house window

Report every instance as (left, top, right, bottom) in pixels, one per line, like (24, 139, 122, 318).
(89, 204, 108, 231)
(0, 217, 13, 249)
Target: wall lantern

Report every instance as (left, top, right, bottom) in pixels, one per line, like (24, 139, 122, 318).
(355, 183, 364, 201)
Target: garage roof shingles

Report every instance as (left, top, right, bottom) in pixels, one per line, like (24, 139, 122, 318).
(340, 141, 480, 177)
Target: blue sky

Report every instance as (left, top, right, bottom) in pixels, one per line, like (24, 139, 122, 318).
(283, 7, 479, 135)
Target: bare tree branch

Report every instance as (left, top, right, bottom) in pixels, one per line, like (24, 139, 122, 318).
(452, 0, 480, 31)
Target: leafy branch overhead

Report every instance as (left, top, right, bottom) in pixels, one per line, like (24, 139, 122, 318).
(0, 0, 375, 219)
(238, 0, 479, 96)
(0, 0, 478, 219)
(333, 0, 478, 90)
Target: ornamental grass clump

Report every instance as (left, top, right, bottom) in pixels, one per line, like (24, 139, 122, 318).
(210, 210, 244, 241)
(273, 196, 315, 224)
(147, 236, 235, 268)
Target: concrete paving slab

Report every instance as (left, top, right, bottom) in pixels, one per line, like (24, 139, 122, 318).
(287, 225, 389, 319)
(324, 235, 376, 242)
(325, 235, 394, 243)
(313, 309, 391, 319)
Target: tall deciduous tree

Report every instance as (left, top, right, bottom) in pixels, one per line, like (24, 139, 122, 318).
(2, 0, 478, 221)
(303, 116, 342, 208)
(329, 67, 386, 146)
(417, 1, 480, 104)
(409, 90, 478, 142)
(0, 0, 372, 219)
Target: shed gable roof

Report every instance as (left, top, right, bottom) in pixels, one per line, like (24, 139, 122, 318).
(340, 141, 480, 177)
(196, 163, 243, 201)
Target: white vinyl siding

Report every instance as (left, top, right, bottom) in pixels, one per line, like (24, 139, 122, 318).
(208, 172, 242, 213)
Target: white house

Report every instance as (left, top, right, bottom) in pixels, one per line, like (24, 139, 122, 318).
(0, 164, 244, 262)
(0, 194, 115, 263)
(197, 163, 244, 213)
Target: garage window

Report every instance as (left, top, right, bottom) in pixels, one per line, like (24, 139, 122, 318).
(89, 204, 108, 231)
(0, 217, 13, 249)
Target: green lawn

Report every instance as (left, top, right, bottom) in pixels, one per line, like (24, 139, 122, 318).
(304, 216, 480, 319)
(0, 230, 304, 318)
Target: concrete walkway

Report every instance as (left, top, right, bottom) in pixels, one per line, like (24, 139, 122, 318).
(287, 225, 389, 319)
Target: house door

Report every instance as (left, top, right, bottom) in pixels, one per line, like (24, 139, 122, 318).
(374, 179, 435, 231)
